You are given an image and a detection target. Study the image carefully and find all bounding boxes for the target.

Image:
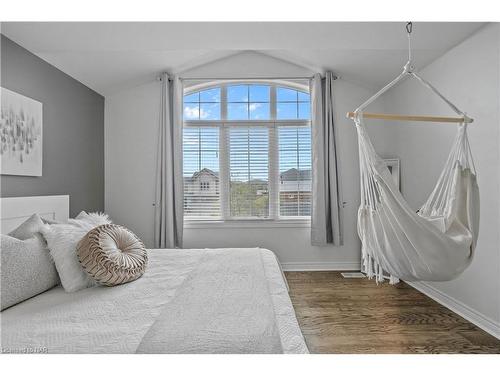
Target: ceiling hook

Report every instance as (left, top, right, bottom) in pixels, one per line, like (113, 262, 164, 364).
(406, 22, 413, 35)
(404, 21, 414, 71)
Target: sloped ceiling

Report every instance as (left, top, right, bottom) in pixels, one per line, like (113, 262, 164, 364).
(1, 22, 486, 95)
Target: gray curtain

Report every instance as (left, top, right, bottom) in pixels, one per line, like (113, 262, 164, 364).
(311, 72, 344, 246)
(154, 72, 184, 248)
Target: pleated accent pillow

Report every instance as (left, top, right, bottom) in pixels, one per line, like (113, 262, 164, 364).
(76, 224, 147, 286)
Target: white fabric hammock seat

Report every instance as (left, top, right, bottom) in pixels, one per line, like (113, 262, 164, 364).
(356, 117, 479, 283)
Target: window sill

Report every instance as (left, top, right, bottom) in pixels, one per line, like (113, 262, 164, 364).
(184, 218, 311, 229)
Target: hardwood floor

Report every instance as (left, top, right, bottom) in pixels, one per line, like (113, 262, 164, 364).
(285, 271, 500, 354)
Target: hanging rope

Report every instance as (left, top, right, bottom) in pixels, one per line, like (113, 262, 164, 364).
(406, 22, 413, 64)
(355, 21, 470, 123)
(403, 21, 415, 73)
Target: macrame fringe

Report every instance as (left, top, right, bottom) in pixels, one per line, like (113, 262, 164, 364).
(361, 250, 400, 285)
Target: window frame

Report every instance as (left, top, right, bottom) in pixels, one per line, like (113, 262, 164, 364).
(183, 82, 311, 226)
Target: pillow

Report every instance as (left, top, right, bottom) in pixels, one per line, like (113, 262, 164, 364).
(40, 210, 100, 225)
(8, 213, 46, 240)
(75, 211, 88, 220)
(1, 234, 60, 310)
(74, 211, 111, 227)
(40, 212, 112, 292)
(77, 224, 147, 286)
(41, 217, 63, 225)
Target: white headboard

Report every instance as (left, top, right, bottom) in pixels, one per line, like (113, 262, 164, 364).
(0, 195, 69, 234)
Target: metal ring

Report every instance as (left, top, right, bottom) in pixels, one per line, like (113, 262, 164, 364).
(406, 22, 413, 34)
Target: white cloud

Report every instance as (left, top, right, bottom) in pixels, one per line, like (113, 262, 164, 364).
(249, 103, 262, 111)
(184, 105, 199, 119)
(199, 108, 209, 119)
(184, 104, 212, 120)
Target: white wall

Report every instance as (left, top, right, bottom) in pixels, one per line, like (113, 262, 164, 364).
(105, 51, 391, 270)
(379, 24, 500, 337)
(105, 81, 159, 245)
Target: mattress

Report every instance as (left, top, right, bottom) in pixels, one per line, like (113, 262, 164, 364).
(1, 248, 308, 354)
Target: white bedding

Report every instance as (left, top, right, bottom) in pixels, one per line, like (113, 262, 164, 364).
(0, 248, 308, 354)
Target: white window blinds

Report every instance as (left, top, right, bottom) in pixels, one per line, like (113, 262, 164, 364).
(183, 82, 311, 221)
(228, 126, 270, 218)
(278, 126, 312, 216)
(183, 127, 221, 218)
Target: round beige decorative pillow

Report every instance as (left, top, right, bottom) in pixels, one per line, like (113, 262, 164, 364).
(77, 224, 148, 286)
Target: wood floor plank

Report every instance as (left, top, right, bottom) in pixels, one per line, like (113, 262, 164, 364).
(285, 271, 500, 354)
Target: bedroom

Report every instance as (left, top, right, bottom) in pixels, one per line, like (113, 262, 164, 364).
(1, 0, 500, 370)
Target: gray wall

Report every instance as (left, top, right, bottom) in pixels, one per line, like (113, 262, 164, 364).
(1, 35, 104, 216)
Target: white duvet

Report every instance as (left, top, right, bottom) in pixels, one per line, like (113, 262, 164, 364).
(0, 248, 308, 354)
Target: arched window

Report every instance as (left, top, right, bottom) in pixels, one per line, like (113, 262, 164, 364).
(183, 84, 310, 121)
(183, 82, 311, 220)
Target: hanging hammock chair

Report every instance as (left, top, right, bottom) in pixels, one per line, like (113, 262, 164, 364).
(350, 25, 480, 283)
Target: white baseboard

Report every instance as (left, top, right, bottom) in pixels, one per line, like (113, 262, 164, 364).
(281, 261, 361, 271)
(408, 281, 500, 340)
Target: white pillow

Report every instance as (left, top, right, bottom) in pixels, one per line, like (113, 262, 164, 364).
(8, 213, 46, 240)
(41, 212, 111, 292)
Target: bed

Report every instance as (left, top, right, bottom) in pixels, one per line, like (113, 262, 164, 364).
(0, 195, 308, 354)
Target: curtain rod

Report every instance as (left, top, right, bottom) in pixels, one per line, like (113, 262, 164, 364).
(177, 75, 338, 82)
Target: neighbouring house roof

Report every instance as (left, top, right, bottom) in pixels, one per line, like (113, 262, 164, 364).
(185, 168, 219, 183)
(279, 168, 311, 182)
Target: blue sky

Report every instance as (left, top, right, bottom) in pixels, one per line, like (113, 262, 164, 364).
(183, 85, 310, 121)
